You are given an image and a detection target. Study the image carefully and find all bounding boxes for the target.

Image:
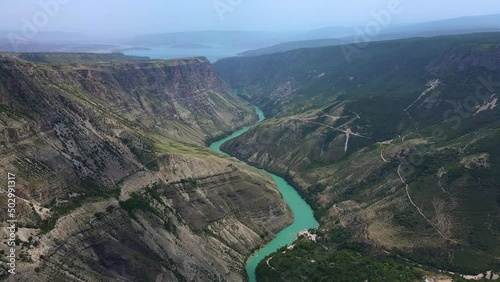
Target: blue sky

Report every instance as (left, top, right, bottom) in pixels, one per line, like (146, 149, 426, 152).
(1, 0, 500, 35)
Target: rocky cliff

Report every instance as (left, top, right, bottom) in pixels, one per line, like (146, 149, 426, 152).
(0, 54, 292, 281)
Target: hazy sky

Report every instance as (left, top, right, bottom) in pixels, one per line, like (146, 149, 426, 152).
(1, 0, 500, 36)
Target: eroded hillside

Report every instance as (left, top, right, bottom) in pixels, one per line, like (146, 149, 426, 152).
(214, 33, 500, 275)
(0, 54, 292, 281)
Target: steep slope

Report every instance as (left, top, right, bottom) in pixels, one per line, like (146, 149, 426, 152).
(214, 33, 500, 275)
(0, 54, 292, 281)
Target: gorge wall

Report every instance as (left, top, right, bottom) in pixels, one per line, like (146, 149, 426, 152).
(0, 54, 292, 281)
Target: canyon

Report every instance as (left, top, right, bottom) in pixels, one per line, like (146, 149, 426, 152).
(0, 53, 292, 281)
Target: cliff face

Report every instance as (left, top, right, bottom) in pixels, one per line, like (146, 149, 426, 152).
(0, 55, 255, 145)
(0, 54, 292, 281)
(8, 155, 290, 282)
(0, 55, 257, 201)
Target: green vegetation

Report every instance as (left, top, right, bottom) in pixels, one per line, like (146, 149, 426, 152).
(179, 177, 198, 188)
(40, 180, 120, 234)
(163, 218, 177, 233)
(119, 190, 178, 235)
(119, 192, 158, 218)
(393, 210, 421, 228)
(257, 239, 422, 282)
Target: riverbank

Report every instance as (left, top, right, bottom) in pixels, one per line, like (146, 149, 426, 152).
(209, 106, 319, 282)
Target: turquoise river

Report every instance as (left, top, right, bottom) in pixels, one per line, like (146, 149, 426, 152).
(209, 107, 319, 282)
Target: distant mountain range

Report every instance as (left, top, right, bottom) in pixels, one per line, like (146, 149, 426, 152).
(239, 14, 500, 56)
(0, 14, 499, 59)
